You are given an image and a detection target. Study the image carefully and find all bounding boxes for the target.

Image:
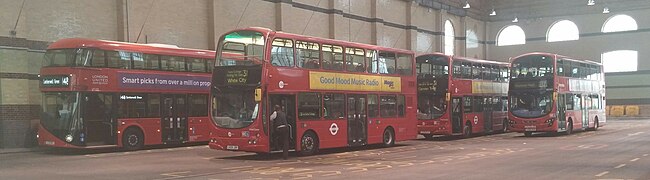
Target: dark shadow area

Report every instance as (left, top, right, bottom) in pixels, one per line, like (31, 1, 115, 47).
(37, 142, 207, 155)
(218, 144, 409, 161)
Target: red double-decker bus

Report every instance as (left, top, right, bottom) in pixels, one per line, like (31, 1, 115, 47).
(37, 38, 219, 150)
(508, 52, 606, 136)
(208, 27, 418, 156)
(416, 53, 510, 138)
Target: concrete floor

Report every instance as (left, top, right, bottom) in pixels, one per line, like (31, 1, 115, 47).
(1, 119, 649, 180)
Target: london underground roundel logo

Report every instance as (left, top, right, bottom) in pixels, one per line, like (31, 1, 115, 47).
(329, 123, 339, 135)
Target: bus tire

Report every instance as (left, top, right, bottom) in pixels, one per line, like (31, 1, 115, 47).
(592, 117, 599, 131)
(299, 131, 318, 156)
(524, 132, 533, 137)
(564, 120, 573, 135)
(423, 134, 434, 140)
(382, 127, 395, 147)
(462, 122, 472, 138)
(123, 127, 144, 150)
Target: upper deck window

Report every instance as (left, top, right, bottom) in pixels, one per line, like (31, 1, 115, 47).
(271, 38, 294, 67)
(161, 56, 186, 72)
(346, 48, 365, 72)
(397, 54, 413, 76)
(416, 55, 448, 77)
(44, 49, 87, 67)
(217, 31, 265, 66)
(106, 51, 132, 69)
(296, 41, 320, 69)
(511, 55, 554, 79)
(322, 44, 344, 70)
(378, 51, 396, 74)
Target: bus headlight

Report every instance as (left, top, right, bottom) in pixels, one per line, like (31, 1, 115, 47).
(65, 134, 74, 142)
(545, 118, 555, 127)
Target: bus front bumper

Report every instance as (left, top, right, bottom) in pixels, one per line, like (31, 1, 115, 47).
(417, 120, 452, 135)
(37, 127, 82, 148)
(209, 137, 268, 153)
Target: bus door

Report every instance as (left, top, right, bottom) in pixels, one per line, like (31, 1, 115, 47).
(557, 94, 567, 130)
(347, 94, 367, 146)
(269, 94, 296, 151)
(483, 97, 493, 133)
(161, 94, 188, 144)
(581, 95, 589, 129)
(451, 97, 463, 134)
(82, 93, 116, 146)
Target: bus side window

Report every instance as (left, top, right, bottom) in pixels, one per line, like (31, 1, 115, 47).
(346, 48, 365, 72)
(296, 41, 320, 69)
(397, 95, 406, 117)
(90, 50, 106, 67)
(397, 54, 413, 76)
(298, 93, 321, 120)
(565, 94, 574, 110)
(471, 63, 481, 79)
(189, 94, 208, 117)
(323, 93, 345, 119)
(452, 61, 462, 79)
(322, 44, 343, 70)
(107, 51, 131, 69)
(368, 94, 379, 118)
(148, 94, 160, 117)
(366, 50, 378, 73)
(143, 54, 160, 70)
(461, 62, 471, 79)
(378, 51, 397, 74)
(473, 96, 484, 112)
(463, 96, 472, 113)
(271, 38, 295, 67)
(380, 95, 397, 117)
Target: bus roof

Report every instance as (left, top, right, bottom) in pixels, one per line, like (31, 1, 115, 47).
(417, 53, 509, 66)
(229, 27, 414, 55)
(47, 38, 215, 59)
(512, 52, 602, 66)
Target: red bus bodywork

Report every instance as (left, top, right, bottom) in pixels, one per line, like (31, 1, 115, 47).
(37, 38, 220, 149)
(209, 27, 418, 155)
(416, 53, 509, 137)
(508, 52, 606, 136)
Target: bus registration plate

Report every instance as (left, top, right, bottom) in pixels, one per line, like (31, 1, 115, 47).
(524, 126, 536, 131)
(226, 145, 239, 150)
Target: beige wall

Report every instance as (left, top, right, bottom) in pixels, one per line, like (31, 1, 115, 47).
(486, 9, 650, 64)
(126, 0, 211, 49)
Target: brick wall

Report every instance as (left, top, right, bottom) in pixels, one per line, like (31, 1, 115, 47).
(0, 105, 41, 148)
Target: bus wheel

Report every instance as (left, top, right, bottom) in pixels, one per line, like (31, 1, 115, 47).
(383, 128, 395, 147)
(299, 131, 318, 156)
(564, 120, 573, 135)
(524, 132, 533, 137)
(423, 134, 434, 140)
(123, 128, 144, 150)
(462, 123, 472, 138)
(592, 118, 599, 131)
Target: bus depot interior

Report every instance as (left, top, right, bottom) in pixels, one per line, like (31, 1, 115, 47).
(1, 0, 649, 179)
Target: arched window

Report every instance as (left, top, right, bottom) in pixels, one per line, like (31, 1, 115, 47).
(496, 25, 525, 46)
(601, 50, 638, 72)
(547, 20, 579, 42)
(466, 29, 479, 48)
(602, 15, 638, 33)
(444, 20, 455, 55)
